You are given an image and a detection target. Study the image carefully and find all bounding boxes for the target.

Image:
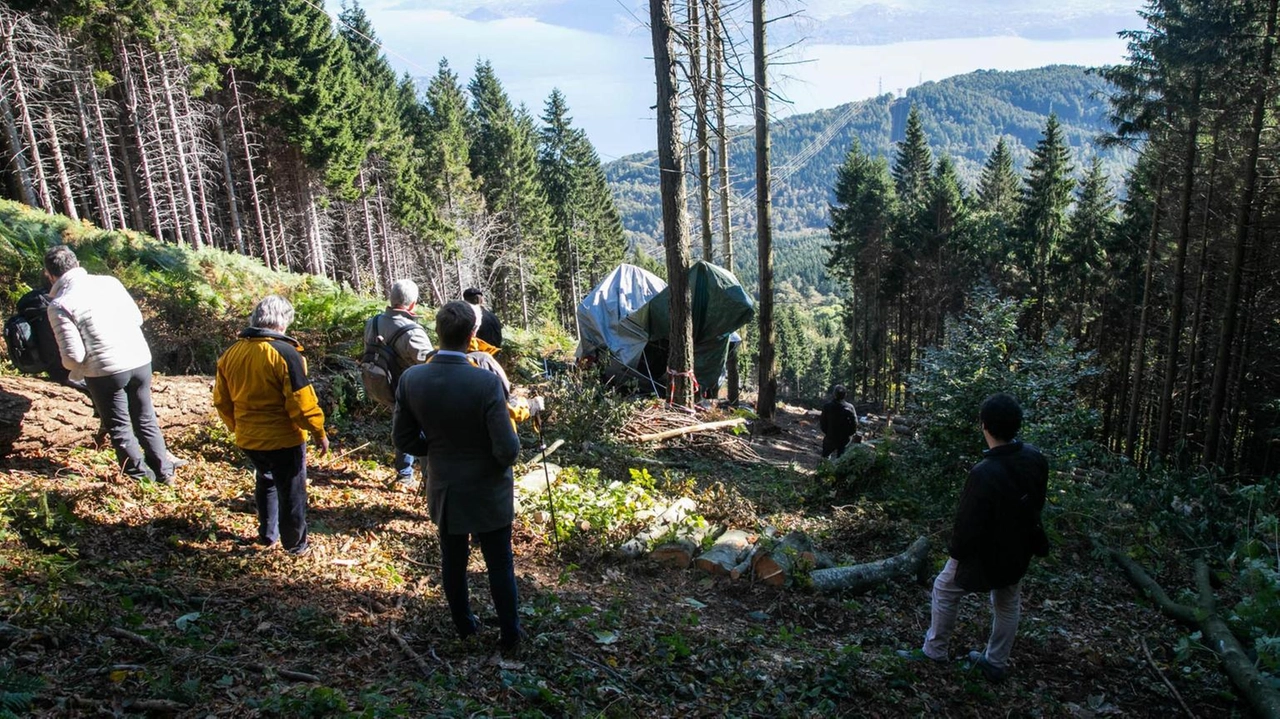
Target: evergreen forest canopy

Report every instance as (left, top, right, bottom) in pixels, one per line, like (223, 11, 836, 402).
(0, 0, 626, 332)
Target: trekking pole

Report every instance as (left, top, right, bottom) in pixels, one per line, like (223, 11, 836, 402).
(532, 407, 560, 553)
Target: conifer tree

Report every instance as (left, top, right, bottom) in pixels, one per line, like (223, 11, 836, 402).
(1017, 113, 1075, 339)
(976, 137, 1020, 215)
(1061, 156, 1115, 340)
(892, 105, 933, 215)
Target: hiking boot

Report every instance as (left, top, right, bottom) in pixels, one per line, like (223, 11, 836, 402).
(966, 650, 1008, 682)
(896, 648, 946, 665)
(288, 543, 312, 558)
(394, 474, 420, 492)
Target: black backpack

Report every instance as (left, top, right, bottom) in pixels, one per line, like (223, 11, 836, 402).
(359, 317, 416, 408)
(4, 289, 54, 375)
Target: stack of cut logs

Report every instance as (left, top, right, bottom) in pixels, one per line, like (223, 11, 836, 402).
(621, 496, 931, 592)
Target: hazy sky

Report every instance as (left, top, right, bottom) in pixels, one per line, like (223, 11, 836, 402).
(330, 1, 1140, 158)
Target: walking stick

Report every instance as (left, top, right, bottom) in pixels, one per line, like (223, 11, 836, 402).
(532, 409, 560, 553)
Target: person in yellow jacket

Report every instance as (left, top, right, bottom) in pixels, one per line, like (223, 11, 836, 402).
(213, 295, 328, 556)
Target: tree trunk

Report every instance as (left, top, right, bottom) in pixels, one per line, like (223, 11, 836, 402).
(650, 0, 695, 408)
(3, 17, 51, 212)
(90, 79, 128, 230)
(72, 78, 112, 229)
(43, 106, 78, 221)
(136, 44, 184, 245)
(213, 116, 245, 254)
(157, 51, 202, 249)
(1156, 82, 1201, 457)
(751, 530, 831, 587)
(179, 85, 215, 248)
(810, 537, 931, 593)
(0, 94, 36, 207)
(229, 69, 271, 268)
(1125, 174, 1165, 460)
(753, 0, 778, 419)
(651, 524, 717, 569)
(0, 376, 215, 458)
(690, 0, 714, 263)
(357, 167, 382, 296)
(1204, 0, 1277, 467)
(119, 40, 163, 237)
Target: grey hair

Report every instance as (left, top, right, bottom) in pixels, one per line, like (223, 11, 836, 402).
(43, 244, 80, 278)
(249, 295, 295, 332)
(388, 279, 419, 308)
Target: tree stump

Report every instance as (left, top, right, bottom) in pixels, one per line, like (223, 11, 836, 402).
(694, 529, 753, 576)
(0, 374, 216, 458)
(751, 531, 818, 587)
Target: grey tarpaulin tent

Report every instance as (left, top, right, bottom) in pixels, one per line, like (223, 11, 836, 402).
(575, 261, 754, 394)
(575, 264, 667, 370)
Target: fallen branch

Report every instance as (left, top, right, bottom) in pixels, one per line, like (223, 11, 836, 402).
(529, 438, 565, 464)
(1140, 635, 1197, 719)
(636, 417, 746, 443)
(809, 537, 931, 594)
(1111, 550, 1280, 719)
(246, 662, 320, 683)
(390, 624, 437, 678)
(105, 626, 161, 651)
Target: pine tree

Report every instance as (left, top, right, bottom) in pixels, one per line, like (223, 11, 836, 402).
(976, 137, 1019, 215)
(892, 105, 933, 214)
(1017, 113, 1075, 339)
(1061, 156, 1115, 340)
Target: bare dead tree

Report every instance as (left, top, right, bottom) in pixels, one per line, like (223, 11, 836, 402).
(753, 0, 778, 419)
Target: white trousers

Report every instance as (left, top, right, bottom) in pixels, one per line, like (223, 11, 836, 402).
(921, 558, 1021, 669)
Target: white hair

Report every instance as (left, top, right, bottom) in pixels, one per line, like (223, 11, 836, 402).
(388, 279, 419, 308)
(249, 295, 295, 332)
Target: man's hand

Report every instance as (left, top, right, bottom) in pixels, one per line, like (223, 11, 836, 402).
(316, 432, 330, 456)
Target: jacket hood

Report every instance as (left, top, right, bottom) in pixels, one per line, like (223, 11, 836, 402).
(238, 327, 301, 346)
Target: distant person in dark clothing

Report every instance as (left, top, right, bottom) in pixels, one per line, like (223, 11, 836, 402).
(463, 287, 503, 349)
(819, 385, 860, 459)
(906, 392, 1049, 682)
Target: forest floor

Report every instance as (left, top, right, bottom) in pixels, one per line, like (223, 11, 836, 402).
(0, 382, 1249, 717)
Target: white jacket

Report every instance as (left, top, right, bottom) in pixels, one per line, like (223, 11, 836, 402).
(47, 267, 152, 379)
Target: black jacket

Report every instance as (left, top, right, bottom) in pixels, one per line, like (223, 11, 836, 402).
(819, 399, 858, 438)
(476, 307, 503, 348)
(949, 440, 1049, 592)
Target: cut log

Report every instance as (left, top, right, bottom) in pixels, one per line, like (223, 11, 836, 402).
(751, 531, 817, 587)
(0, 375, 215, 458)
(1110, 550, 1280, 719)
(694, 529, 753, 575)
(636, 417, 746, 443)
(650, 525, 718, 569)
(809, 537, 931, 594)
(619, 498, 698, 558)
(515, 463, 562, 494)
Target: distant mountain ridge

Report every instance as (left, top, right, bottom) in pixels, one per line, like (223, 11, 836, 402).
(606, 65, 1126, 245)
(604, 65, 1130, 301)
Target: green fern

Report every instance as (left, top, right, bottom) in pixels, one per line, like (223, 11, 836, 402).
(0, 663, 43, 717)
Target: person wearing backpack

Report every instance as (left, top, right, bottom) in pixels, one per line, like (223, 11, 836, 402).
(361, 279, 433, 488)
(6, 286, 84, 392)
(43, 245, 177, 484)
(898, 393, 1049, 682)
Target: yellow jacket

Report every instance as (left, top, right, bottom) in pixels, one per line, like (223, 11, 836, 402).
(213, 328, 326, 451)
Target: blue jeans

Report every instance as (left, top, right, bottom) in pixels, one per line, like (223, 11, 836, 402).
(438, 524, 520, 645)
(243, 444, 309, 554)
(84, 363, 171, 482)
(394, 451, 416, 479)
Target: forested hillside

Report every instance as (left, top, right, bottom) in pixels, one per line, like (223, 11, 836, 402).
(607, 65, 1127, 296)
(0, 0, 624, 332)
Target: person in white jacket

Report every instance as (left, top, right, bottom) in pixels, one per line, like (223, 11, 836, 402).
(44, 245, 176, 484)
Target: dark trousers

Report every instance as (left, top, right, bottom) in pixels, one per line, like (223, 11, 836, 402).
(244, 444, 309, 554)
(84, 363, 171, 482)
(822, 433, 851, 459)
(438, 524, 520, 644)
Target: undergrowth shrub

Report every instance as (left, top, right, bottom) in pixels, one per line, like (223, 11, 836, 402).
(815, 441, 899, 500)
(540, 369, 632, 447)
(907, 286, 1100, 473)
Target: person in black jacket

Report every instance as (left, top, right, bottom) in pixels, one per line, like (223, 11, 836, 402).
(909, 393, 1049, 681)
(819, 385, 860, 459)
